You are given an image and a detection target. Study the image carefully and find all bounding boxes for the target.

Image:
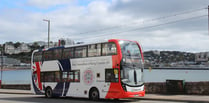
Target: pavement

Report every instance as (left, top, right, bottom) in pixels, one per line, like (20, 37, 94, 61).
(0, 89, 209, 102)
(137, 94, 209, 103)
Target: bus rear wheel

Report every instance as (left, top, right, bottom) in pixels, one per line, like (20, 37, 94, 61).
(89, 88, 99, 100)
(45, 87, 53, 98)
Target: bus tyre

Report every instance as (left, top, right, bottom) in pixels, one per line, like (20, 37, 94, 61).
(45, 87, 53, 98)
(89, 88, 100, 100)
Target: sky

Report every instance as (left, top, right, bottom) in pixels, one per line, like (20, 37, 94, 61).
(0, 0, 209, 52)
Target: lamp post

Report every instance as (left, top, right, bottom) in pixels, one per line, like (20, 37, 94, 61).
(0, 46, 3, 88)
(43, 19, 50, 48)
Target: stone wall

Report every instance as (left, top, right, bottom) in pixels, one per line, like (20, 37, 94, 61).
(145, 82, 167, 94)
(1, 84, 30, 90)
(145, 81, 209, 95)
(185, 82, 209, 95)
(1, 81, 209, 95)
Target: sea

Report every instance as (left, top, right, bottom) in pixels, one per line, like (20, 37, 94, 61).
(0, 68, 209, 84)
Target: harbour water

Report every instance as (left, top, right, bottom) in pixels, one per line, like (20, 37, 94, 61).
(0, 69, 31, 84)
(0, 69, 209, 84)
(144, 69, 209, 82)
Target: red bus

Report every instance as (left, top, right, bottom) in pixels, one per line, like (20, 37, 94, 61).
(31, 39, 145, 100)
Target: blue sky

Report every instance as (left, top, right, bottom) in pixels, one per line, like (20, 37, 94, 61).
(0, 0, 98, 13)
(0, 0, 209, 52)
(0, 0, 68, 13)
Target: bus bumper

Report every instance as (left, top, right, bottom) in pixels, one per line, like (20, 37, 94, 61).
(123, 90, 145, 98)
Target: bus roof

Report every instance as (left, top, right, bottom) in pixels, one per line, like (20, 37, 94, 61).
(32, 39, 139, 53)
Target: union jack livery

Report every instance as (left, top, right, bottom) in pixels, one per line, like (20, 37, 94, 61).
(31, 39, 145, 100)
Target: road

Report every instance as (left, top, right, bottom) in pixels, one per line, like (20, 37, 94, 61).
(0, 93, 209, 103)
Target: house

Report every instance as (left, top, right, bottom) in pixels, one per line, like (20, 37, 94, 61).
(4, 43, 16, 54)
(195, 52, 209, 63)
(4, 43, 31, 54)
(17, 43, 31, 53)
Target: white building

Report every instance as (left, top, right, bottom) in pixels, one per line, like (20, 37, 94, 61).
(35, 41, 47, 47)
(58, 38, 75, 46)
(4, 43, 31, 54)
(4, 43, 16, 55)
(17, 43, 31, 53)
(152, 50, 160, 56)
(195, 52, 209, 63)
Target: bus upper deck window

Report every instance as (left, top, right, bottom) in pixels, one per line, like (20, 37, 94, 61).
(102, 43, 117, 56)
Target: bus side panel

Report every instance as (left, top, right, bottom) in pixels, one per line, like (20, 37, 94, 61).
(104, 39, 126, 99)
(31, 62, 44, 95)
(105, 55, 125, 99)
(67, 56, 112, 98)
(41, 61, 60, 72)
(35, 62, 42, 90)
(41, 60, 71, 97)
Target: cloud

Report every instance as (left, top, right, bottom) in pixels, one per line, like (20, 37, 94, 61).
(27, 0, 73, 9)
(111, 0, 209, 17)
(140, 30, 209, 52)
(0, 0, 209, 52)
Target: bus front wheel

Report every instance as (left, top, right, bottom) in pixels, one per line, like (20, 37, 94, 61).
(89, 88, 100, 100)
(45, 87, 53, 98)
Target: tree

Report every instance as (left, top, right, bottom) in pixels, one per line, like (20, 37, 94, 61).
(6, 41, 13, 45)
(14, 42, 21, 48)
(30, 42, 43, 51)
(0, 45, 2, 54)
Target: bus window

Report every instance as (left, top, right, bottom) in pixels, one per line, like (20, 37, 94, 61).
(40, 72, 44, 82)
(74, 70, 80, 82)
(68, 72, 74, 82)
(62, 72, 68, 82)
(54, 49, 62, 60)
(34, 52, 42, 62)
(102, 43, 117, 56)
(105, 69, 118, 83)
(88, 44, 101, 57)
(75, 46, 87, 58)
(44, 72, 55, 82)
(43, 50, 54, 61)
(63, 48, 74, 59)
(55, 71, 61, 82)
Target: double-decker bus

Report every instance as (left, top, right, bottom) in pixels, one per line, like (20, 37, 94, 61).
(31, 39, 145, 100)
